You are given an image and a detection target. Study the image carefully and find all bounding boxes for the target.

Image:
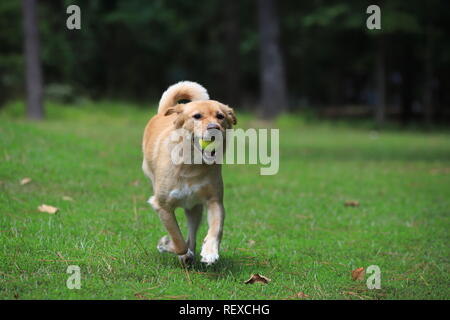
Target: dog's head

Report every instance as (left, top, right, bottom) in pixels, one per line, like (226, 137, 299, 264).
(165, 100, 237, 162)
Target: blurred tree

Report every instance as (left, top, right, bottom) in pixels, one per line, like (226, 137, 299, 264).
(1, 0, 449, 124)
(224, 1, 241, 107)
(0, 1, 23, 107)
(374, 36, 386, 126)
(423, 26, 434, 126)
(257, 0, 288, 119)
(381, 0, 421, 125)
(417, 0, 446, 126)
(22, 0, 43, 119)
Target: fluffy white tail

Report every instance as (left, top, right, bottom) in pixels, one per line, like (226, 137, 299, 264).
(158, 81, 209, 114)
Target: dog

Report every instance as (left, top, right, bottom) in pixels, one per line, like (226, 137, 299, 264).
(142, 81, 237, 265)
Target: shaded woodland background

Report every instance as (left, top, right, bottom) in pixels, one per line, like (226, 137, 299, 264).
(1, 0, 450, 125)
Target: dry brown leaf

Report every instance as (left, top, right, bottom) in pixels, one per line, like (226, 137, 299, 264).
(134, 293, 147, 300)
(351, 267, 365, 281)
(296, 292, 309, 298)
(20, 177, 32, 185)
(345, 200, 360, 207)
(62, 196, 74, 201)
(244, 273, 271, 284)
(38, 204, 59, 214)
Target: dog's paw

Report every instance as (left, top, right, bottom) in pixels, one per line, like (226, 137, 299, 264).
(157, 235, 172, 253)
(178, 249, 195, 266)
(200, 252, 219, 266)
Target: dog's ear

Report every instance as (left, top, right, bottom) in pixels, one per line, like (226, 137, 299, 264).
(164, 104, 183, 116)
(228, 107, 237, 125)
(164, 108, 176, 116)
(164, 104, 186, 128)
(220, 104, 237, 126)
(173, 114, 186, 128)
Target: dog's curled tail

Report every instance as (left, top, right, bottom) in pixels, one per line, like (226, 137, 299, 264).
(158, 81, 209, 114)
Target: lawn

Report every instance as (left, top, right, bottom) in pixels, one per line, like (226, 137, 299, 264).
(0, 101, 449, 300)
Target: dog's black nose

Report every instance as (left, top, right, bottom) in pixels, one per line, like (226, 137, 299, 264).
(207, 123, 220, 130)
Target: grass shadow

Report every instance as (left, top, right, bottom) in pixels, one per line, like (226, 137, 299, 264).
(142, 249, 271, 281)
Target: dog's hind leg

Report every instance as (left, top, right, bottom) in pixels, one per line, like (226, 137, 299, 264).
(170, 205, 203, 265)
(185, 205, 203, 253)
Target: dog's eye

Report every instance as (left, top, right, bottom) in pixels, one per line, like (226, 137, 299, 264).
(216, 113, 225, 120)
(193, 113, 202, 119)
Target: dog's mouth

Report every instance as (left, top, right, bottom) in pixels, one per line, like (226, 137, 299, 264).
(193, 134, 221, 163)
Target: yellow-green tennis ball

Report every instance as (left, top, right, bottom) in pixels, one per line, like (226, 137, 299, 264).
(199, 138, 214, 150)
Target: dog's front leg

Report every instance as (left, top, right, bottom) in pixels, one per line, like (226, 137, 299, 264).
(155, 206, 189, 256)
(200, 200, 225, 265)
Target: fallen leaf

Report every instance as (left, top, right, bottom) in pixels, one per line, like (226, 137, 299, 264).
(244, 273, 271, 284)
(345, 200, 360, 207)
(134, 293, 147, 300)
(38, 204, 59, 214)
(248, 239, 256, 247)
(62, 196, 74, 201)
(351, 267, 365, 281)
(20, 177, 32, 185)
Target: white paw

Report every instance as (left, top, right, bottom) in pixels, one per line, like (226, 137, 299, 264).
(200, 252, 219, 265)
(157, 235, 172, 253)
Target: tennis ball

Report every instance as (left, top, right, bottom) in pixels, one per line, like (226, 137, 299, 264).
(199, 138, 215, 150)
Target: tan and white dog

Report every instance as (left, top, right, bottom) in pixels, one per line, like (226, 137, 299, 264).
(142, 81, 237, 265)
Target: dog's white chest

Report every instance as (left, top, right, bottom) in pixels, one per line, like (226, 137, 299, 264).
(168, 182, 205, 209)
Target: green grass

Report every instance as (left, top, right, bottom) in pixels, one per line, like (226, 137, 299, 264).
(1, 101, 449, 300)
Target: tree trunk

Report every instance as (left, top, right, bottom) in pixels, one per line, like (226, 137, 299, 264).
(22, 0, 44, 120)
(423, 27, 434, 126)
(374, 37, 386, 126)
(401, 41, 414, 125)
(257, 0, 288, 119)
(224, 1, 241, 108)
